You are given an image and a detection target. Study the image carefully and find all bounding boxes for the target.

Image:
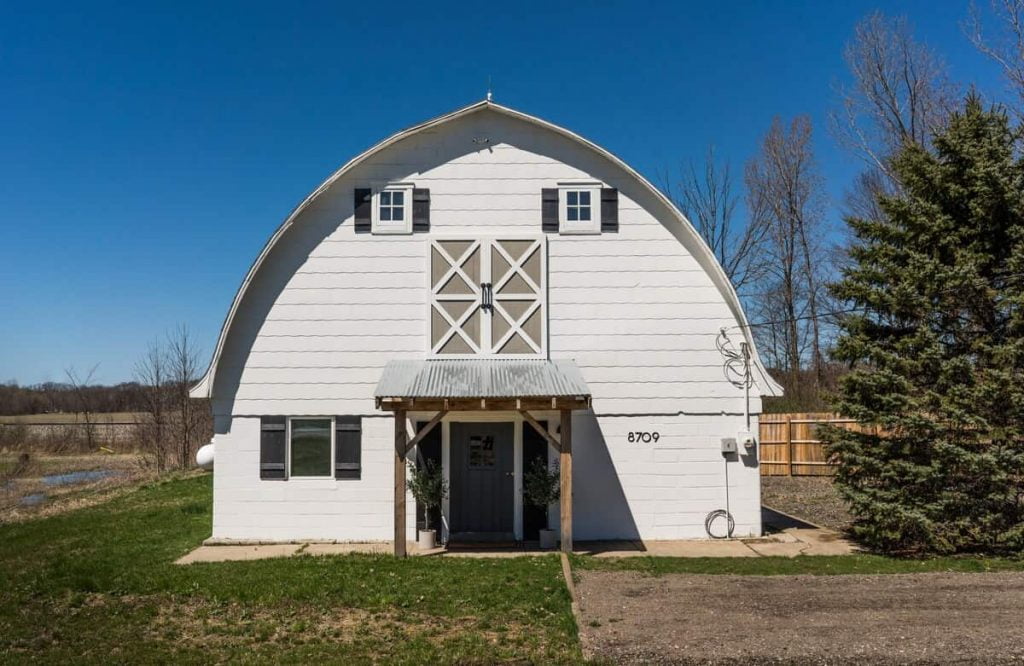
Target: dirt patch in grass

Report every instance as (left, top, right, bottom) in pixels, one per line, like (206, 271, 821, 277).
(761, 475, 853, 532)
(147, 596, 524, 648)
(6, 592, 553, 663)
(577, 569, 1024, 664)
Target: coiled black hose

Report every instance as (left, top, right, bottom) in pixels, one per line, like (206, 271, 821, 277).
(705, 451, 735, 538)
(705, 509, 735, 539)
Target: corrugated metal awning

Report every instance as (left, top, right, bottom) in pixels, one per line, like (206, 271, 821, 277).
(374, 359, 591, 400)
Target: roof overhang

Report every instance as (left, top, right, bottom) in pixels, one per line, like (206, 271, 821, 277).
(190, 99, 783, 400)
(374, 359, 592, 412)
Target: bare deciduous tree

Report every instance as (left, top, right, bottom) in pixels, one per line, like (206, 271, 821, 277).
(745, 116, 830, 396)
(134, 340, 171, 471)
(663, 146, 768, 293)
(966, 0, 1024, 115)
(64, 364, 100, 452)
(132, 325, 210, 471)
(831, 12, 958, 179)
(167, 325, 204, 470)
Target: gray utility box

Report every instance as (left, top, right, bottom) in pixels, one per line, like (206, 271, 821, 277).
(720, 437, 738, 454)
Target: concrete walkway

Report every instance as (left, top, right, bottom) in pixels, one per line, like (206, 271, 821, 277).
(175, 507, 854, 564)
(175, 541, 391, 564)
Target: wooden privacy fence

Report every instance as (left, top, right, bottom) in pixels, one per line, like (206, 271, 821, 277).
(758, 412, 878, 476)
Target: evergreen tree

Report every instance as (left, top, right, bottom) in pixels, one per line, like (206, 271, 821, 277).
(823, 96, 1024, 554)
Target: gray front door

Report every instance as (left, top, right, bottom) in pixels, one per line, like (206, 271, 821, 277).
(450, 422, 514, 539)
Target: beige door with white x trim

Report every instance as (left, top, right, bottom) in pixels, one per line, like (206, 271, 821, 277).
(428, 237, 547, 358)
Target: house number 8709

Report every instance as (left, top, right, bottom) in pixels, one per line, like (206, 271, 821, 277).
(628, 432, 660, 443)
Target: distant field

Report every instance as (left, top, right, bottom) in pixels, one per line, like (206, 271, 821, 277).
(0, 412, 140, 425)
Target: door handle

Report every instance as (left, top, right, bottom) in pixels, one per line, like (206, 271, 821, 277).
(480, 282, 493, 312)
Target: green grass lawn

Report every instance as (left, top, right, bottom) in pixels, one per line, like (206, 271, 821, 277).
(3, 474, 1022, 664)
(0, 475, 579, 664)
(573, 552, 1024, 576)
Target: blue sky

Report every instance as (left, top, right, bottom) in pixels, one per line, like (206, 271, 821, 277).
(0, 0, 1009, 385)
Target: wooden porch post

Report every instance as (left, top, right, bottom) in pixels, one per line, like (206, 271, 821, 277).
(559, 409, 573, 553)
(394, 409, 407, 557)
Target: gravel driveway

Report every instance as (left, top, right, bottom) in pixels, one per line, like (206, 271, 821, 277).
(576, 570, 1024, 664)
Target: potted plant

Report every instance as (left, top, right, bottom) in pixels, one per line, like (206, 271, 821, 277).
(408, 459, 448, 550)
(523, 457, 560, 549)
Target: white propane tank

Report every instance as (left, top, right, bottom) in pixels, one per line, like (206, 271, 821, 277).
(196, 443, 215, 470)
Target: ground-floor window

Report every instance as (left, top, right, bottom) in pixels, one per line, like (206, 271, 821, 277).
(289, 418, 333, 477)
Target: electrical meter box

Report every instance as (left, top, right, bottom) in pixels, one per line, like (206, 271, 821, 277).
(720, 437, 738, 454)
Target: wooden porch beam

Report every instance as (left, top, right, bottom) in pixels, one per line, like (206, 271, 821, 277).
(377, 397, 590, 413)
(394, 409, 407, 558)
(404, 409, 448, 455)
(559, 409, 573, 554)
(519, 410, 561, 452)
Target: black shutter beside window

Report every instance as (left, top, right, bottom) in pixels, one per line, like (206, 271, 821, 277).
(541, 188, 559, 233)
(335, 416, 362, 479)
(412, 188, 430, 232)
(601, 188, 619, 232)
(260, 417, 287, 480)
(354, 188, 372, 233)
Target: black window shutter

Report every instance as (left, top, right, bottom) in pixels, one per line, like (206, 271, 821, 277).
(541, 188, 559, 232)
(353, 188, 372, 233)
(335, 416, 362, 479)
(260, 417, 287, 480)
(601, 188, 619, 232)
(412, 188, 430, 232)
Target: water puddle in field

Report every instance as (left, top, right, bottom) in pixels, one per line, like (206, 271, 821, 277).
(5, 468, 122, 509)
(41, 469, 117, 486)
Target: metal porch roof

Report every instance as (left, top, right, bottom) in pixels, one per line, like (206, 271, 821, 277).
(374, 359, 591, 399)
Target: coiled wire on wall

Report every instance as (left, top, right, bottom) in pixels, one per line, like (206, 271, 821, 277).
(705, 510, 735, 538)
(705, 328, 746, 539)
(704, 453, 735, 539)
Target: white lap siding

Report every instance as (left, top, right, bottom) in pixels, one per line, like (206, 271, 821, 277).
(209, 108, 764, 541)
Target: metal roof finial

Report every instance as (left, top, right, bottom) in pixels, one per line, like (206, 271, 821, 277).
(486, 75, 493, 102)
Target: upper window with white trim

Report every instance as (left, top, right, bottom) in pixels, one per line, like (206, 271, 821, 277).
(380, 190, 405, 222)
(373, 183, 414, 234)
(559, 184, 601, 234)
(565, 190, 591, 222)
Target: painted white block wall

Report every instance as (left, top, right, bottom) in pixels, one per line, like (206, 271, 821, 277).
(211, 416, 416, 542)
(212, 412, 761, 542)
(203, 104, 771, 543)
(565, 413, 762, 540)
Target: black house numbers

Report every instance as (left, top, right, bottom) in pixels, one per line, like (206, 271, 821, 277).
(628, 431, 660, 443)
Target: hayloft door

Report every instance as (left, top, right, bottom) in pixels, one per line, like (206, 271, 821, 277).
(428, 237, 547, 358)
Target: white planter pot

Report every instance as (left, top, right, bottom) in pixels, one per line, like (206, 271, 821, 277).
(417, 529, 437, 551)
(538, 529, 557, 550)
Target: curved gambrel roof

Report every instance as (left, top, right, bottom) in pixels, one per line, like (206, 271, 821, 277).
(190, 100, 783, 399)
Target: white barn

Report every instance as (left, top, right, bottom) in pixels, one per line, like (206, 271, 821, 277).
(190, 99, 781, 554)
